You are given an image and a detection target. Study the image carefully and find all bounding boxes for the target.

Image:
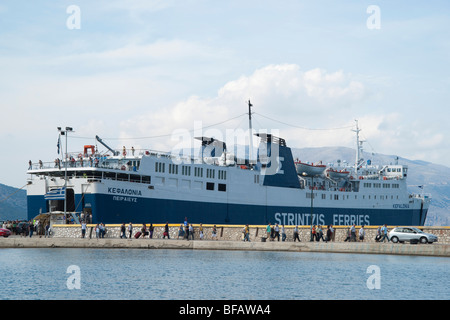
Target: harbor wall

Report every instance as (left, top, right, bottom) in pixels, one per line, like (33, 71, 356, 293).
(50, 224, 450, 244)
(0, 237, 449, 257)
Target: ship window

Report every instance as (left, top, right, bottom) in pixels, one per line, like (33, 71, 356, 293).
(104, 172, 116, 180)
(117, 173, 129, 181)
(218, 183, 226, 192)
(207, 169, 215, 179)
(206, 182, 214, 191)
(218, 170, 226, 180)
(195, 167, 203, 177)
(169, 164, 178, 174)
(321, 194, 326, 200)
(142, 176, 151, 184)
(156, 162, 165, 173)
(130, 175, 141, 183)
(93, 171, 102, 179)
(182, 166, 191, 176)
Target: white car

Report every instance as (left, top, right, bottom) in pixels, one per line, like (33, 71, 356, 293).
(388, 227, 438, 244)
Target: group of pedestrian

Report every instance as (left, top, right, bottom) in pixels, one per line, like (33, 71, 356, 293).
(75, 219, 393, 243)
(265, 223, 288, 241)
(94, 223, 107, 238)
(176, 219, 218, 241)
(344, 224, 359, 242)
(2, 219, 47, 237)
(375, 224, 390, 242)
(311, 225, 335, 242)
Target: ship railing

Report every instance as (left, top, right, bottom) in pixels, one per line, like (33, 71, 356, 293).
(27, 147, 244, 173)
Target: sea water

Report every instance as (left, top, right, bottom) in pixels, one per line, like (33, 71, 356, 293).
(0, 248, 448, 300)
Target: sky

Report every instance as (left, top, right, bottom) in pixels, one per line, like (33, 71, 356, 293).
(0, 0, 449, 188)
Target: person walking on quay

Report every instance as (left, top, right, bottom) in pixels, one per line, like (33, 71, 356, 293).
(274, 223, 280, 241)
(380, 224, 389, 243)
(28, 222, 34, 238)
(326, 225, 332, 242)
(100, 223, 106, 238)
(344, 227, 351, 242)
(243, 224, 250, 242)
(149, 223, 154, 239)
(212, 225, 218, 240)
(375, 226, 381, 242)
(281, 225, 286, 241)
(317, 225, 326, 242)
(81, 221, 87, 238)
(184, 223, 190, 241)
(120, 223, 126, 239)
(163, 222, 170, 239)
(199, 223, 204, 240)
(45, 223, 51, 238)
(270, 225, 275, 241)
(141, 224, 148, 238)
(330, 225, 335, 242)
(189, 224, 194, 240)
(178, 224, 184, 239)
(350, 224, 356, 242)
(293, 225, 301, 242)
(128, 222, 133, 239)
(266, 223, 271, 241)
(311, 225, 316, 242)
(95, 224, 100, 239)
(359, 225, 365, 242)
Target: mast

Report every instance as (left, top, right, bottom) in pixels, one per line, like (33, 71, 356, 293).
(248, 100, 253, 165)
(352, 120, 362, 176)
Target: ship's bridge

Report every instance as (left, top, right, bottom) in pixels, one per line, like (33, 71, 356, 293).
(380, 165, 407, 179)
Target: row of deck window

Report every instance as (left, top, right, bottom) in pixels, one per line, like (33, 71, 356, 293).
(157, 161, 227, 180)
(307, 193, 400, 200)
(363, 182, 400, 189)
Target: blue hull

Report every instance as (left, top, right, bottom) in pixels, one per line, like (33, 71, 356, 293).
(27, 193, 427, 226)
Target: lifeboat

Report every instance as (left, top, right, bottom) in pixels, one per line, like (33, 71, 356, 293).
(327, 168, 350, 180)
(295, 161, 326, 176)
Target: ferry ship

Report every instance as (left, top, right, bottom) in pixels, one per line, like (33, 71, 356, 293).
(26, 103, 431, 226)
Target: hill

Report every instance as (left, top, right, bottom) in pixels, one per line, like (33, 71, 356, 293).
(0, 183, 27, 221)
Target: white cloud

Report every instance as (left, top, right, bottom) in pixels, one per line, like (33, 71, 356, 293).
(117, 64, 368, 153)
(112, 63, 449, 169)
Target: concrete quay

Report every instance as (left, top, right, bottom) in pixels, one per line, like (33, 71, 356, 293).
(1, 237, 449, 257)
